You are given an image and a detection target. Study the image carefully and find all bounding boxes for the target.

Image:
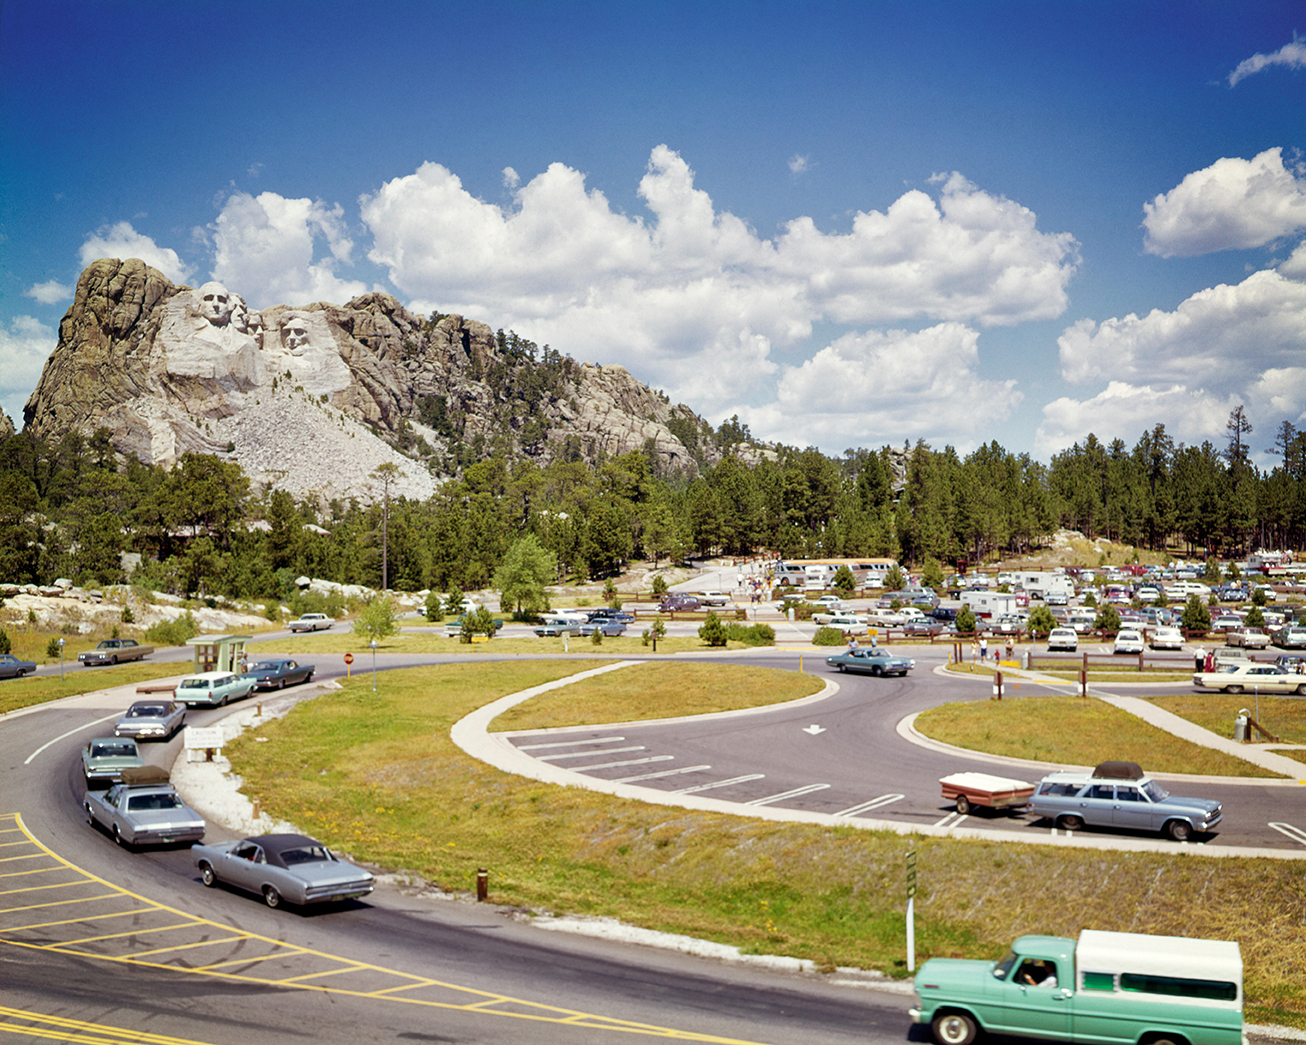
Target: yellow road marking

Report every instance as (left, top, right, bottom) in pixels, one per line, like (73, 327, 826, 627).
(0, 1006, 217, 1045)
(0, 813, 778, 1044)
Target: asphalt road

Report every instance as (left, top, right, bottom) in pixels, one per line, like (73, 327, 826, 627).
(1, 651, 918, 1045)
(5, 637, 1304, 1045)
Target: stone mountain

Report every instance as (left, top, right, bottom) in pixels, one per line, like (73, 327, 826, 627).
(22, 258, 727, 504)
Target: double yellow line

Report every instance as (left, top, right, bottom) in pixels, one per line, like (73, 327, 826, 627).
(0, 814, 773, 1044)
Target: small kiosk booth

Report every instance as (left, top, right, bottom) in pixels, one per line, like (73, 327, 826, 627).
(186, 634, 251, 674)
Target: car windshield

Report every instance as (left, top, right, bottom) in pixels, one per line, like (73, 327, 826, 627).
(127, 794, 183, 811)
(280, 845, 333, 865)
(1142, 780, 1169, 802)
(128, 705, 166, 717)
(992, 949, 1019, 979)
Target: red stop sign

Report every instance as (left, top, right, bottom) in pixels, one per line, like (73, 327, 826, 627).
(343, 653, 354, 665)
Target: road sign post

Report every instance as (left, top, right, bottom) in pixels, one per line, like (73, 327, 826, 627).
(906, 850, 917, 972)
(344, 652, 354, 679)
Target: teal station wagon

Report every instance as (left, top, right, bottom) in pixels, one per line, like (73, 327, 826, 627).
(175, 671, 256, 707)
(911, 929, 1244, 1045)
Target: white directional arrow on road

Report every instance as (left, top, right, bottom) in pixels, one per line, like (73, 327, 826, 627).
(802, 725, 826, 735)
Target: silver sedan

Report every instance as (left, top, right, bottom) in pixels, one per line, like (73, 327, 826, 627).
(193, 833, 375, 909)
(114, 699, 186, 741)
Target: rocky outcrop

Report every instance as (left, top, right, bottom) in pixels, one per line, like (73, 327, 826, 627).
(23, 259, 722, 504)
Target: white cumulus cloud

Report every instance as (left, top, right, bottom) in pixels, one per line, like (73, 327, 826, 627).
(210, 191, 369, 308)
(738, 322, 1022, 451)
(1228, 37, 1306, 87)
(0, 315, 57, 428)
(24, 280, 73, 306)
(788, 154, 812, 176)
(1142, 148, 1306, 257)
(1043, 267, 1306, 457)
(78, 222, 194, 283)
(361, 145, 1077, 417)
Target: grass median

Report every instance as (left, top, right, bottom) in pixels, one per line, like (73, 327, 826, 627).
(0, 660, 187, 715)
(912, 696, 1282, 777)
(222, 661, 1306, 1028)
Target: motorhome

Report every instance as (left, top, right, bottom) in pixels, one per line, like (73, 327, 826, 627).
(1014, 571, 1076, 601)
(960, 590, 1019, 620)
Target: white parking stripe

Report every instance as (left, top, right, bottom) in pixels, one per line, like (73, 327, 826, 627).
(517, 736, 625, 750)
(672, 774, 766, 795)
(746, 784, 830, 807)
(536, 746, 645, 761)
(836, 794, 905, 816)
(575, 755, 676, 772)
(1269, 822, 1306, 846)
(611, 765, 712, 783)
(933, 811, 968, 829)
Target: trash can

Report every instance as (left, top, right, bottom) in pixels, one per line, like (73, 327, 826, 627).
(1233, 709, 1249, 742)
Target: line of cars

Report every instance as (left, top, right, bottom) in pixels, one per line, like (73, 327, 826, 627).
(76, 652, 373, 910)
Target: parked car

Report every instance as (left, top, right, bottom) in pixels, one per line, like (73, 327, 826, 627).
(1211, 614, 1244, 631)
(533, 617, 585, 637)
(1273, 625, 1306, 649)
(1274, 653, 1306, 673)
(193, 832, 375, 908)
(1227, 627, 1269, 649)
(444, 615, 505, 638)
(84, 772, 205, 848)
(901, 617, 946, 637)
(1046, 627, 1078, 652)
(1147, 626, 1185, 650)
(819, 614, 867, 635)
(81, 736, 144, 788)
(825, 647, 915, 677)
(1026, 760, 1223, 841)
(1193, 662, 1306, 695)
(175, 671, 257, 707)
(0, 653, 37, 679)
(114, 699, 186, 741)
(696, 590, 732, 606)
(1067, 613, 1096, 633)
(578, 620, 627, 637)
(986, 614, 1025, 635)
(659, 595, 702, 612)
(586, 608, 634, 623)
(240, 659, 316, 690)
(1113, 628, 1145, 654)
(813, 595, 844, 610)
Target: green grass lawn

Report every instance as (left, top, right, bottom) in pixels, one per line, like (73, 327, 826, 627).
(0, 660, 187, 715)
(912, 696, 1281, 777)
(275, 630, 760, 657)
(223, 662, 1306, 1028)
(1150, 693, 1306, 746)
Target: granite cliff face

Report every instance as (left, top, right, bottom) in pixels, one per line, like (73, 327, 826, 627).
(23, 259, 719, 503)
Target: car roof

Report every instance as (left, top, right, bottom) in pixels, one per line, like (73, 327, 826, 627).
(180, 671, 236, 682)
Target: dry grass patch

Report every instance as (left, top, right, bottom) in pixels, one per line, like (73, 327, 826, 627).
(226, 662, 1306, 1027)
(491, 661, 824, 731)
(912, 696, 1280, 777)
(1150, 693, 1306, 747)
(0, 660, 187, 715)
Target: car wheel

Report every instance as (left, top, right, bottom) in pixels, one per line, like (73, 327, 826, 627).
(200, 863, 217, 887)
(263, 885, 281, 909)
(1057, 814, 1084, 832)
(113, 826, 130, 849)
(932, 1011, 978, 1045)
(109, 656, 118, 665)
(84, 803, 94, 826)
(1297, 684, 1306, 696)
(871, 666, 883, 677)
(955, 795, 971, 815)
(279, 679, 286, 689)
(1226, 685, 1244, 694)
(305, 671, 314, 682)
(1165, 820, 1193, 842)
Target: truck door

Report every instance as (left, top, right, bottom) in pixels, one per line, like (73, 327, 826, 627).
(988, 958, 1072, 1038)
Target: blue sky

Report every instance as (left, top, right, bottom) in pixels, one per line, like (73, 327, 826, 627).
(2, 0, 1304, 464)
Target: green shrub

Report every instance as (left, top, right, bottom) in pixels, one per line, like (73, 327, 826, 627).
(698, 611, 728, 647)
(812, 626, 846, 646)
(1094, 604, 1122, 633)
(955, 606, 977, 634)
(0, 628, 9, 655)
(145, 612, 200, 647)
(590, 627, 603, 645)
(651, 574, 669, 596)
(724, 622, 775, 646)
(121, 605, 134, 624)
(424, 592, 444, 621)
(46, 637, 63, 659)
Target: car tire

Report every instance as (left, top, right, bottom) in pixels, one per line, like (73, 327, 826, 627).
(306, 671, 314, 682)
(871, 666, 883, 677)
(200, 863, 217, 887)
(84, 803, 94, 826)
(955, 795, 971, 815)
(1297, 684, 1306, 696)
(113, 826, 130, 849)
(1165, 820, 1193, 842)
(279, 679, 286, 689)
(1057, 814, 1084, 832)
(932, 1011, 978, 1045)
(1226, 685, 1243, 694)
(263, 885, 281, 909)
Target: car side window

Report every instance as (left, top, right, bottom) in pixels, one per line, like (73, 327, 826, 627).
(1116, 786, 1142, 802)
(1087, 785, 1115, 800)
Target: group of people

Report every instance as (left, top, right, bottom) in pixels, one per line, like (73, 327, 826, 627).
(969, 636, 1016, 663)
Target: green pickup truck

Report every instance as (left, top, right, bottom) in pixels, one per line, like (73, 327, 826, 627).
(910, 929, 1243, 1045)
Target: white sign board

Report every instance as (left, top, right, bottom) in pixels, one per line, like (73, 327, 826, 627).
(184, 726, 225, 750)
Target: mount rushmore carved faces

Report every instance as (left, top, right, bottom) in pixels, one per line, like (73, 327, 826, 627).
(198, 282, 235, 326)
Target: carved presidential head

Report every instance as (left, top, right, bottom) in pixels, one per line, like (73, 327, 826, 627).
(198, 282, 234, 326)
(280, 314, 311, 353)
